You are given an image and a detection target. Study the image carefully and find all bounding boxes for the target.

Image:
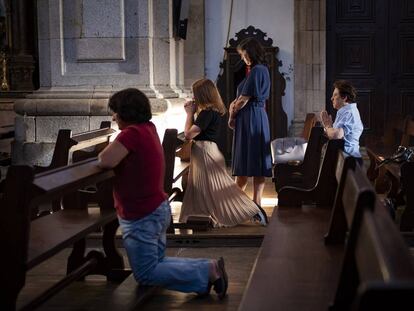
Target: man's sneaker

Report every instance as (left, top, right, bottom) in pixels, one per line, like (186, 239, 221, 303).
(213, 257, 228, 299)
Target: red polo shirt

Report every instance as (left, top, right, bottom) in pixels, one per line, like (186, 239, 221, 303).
(113, 122, 167, 220)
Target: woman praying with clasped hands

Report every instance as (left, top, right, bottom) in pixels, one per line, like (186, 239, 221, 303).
(320, 80, 364, 158)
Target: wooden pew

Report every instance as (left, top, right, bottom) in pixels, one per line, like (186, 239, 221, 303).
(0, 124, 15, 193)
(35, 121, 115, 173)
(0, 124, 14, 139)
(239, 192, 344, 308)
(0, 124, 14, 167)
(324, 152, 359, 244)
(33, 121, 115, 216)
(271, 113, 317, 164)
(273, 125, 326, 192)
(239, 156, 414, 310)
(277, 138, 344, 207)
(0, 159, 130, 310)
(162, 129, 189, 203)
(239, 150, 358, 311)
(400, 161, 414, 231)
(330, 166, 414, 310)
(366, 115, 413, 193)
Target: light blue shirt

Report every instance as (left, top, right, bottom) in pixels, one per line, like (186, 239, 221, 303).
(333, 103, 364, 157)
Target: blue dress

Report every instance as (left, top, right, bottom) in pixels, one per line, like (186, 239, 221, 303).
(232, 64, 272, 177)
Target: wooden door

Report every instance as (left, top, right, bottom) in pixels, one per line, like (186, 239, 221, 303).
(389, 0, 414, 117)
(326, 0, 414, 138)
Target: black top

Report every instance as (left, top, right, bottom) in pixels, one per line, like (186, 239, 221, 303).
(194, 109, 221, 143)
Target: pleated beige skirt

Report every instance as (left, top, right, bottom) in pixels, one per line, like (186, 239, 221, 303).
(179, 141, 261, 227)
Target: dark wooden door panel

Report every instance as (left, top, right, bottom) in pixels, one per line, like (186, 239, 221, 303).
(326, 0, 414, 138)
(389, 0, 414, 117)
(327, 0, 387, 136)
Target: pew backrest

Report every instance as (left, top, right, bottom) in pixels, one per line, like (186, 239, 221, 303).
(400, 161, 414, 231)
(42, 121, 115, 171)
(162, 129, 178, 195)
(301, 113, 317, 141)
(0, 124, 14, 140)
(332, 165, 414, 310)
(400, 117, 414, 147)
(324, 151, 359, 244)
(301, 125, 327, 184)
(277, 137, 344, 207)
(382, 114, 409, 147)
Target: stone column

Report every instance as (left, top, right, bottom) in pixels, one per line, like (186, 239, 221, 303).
(292, 0, 325, 136)
(183, 0, 204, 89)
(150, 0, 179, 98)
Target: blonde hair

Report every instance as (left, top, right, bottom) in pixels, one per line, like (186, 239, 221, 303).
(192, 79, 226, 116)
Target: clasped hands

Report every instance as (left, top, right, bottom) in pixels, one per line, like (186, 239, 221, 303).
(228, 98, 243, 129)
(320, 110, 333, 129)
(184, 100, 196, 115)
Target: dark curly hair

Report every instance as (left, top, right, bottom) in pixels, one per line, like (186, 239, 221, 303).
(108, 88, 152, 124)
(237, 37, 266, 66)
(333, 80, 357, 102)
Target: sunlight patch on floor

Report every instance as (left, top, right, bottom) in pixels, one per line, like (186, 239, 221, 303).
(261, 197, 277, 207)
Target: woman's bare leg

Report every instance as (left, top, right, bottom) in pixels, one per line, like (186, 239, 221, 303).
(235, 176, 248, 191)
(253, 176, 265, 206)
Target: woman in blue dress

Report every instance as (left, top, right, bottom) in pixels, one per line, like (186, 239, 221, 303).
(229, 38, 272, 212)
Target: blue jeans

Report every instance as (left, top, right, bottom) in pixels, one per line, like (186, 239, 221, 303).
(118, 200, 211, 293)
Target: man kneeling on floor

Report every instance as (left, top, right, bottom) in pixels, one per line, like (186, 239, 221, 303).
(97, 88, 228, 298)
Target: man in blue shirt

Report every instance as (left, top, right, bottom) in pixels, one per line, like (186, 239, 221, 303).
(320, 80, 364, 157)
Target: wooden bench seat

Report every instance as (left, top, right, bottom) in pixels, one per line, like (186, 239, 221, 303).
(239, 206, 344, 311)
(28, 208, 115, 269)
